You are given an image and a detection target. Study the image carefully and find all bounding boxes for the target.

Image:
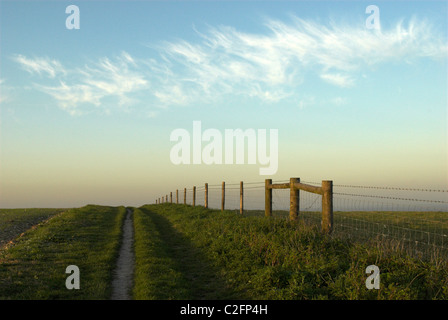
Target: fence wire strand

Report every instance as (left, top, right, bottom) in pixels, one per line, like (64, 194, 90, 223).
(156, 178, 448, 261)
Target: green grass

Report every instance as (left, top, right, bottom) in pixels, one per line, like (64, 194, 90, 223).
(2, 203, 447, 300)
(331, 211, 448, 260)
(234, 209, 448, 261)
(0, 205, 127, 299)
(133, 207, 239, 299)
(0, 208, 67, 248)
(134, 204, 448, 300)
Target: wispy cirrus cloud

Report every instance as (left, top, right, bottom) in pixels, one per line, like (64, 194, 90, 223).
(13, 55, 66, 78)
(16, 52, 148, 115)
(320, 73, 354, 88)
(12, 15, 447, 115)
(147, 15, 447, 107)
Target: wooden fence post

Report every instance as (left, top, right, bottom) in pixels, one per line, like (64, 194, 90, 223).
(166, 195, 168, 203)
(193, 186, 196, 207)
(265, 179, 272, 217)
(221, 181, 225, 212)
(240, 181, 244, 215)
(205, 183, 208, 209)
(290, 177, 300, 221)
(176, 189, 179, 204)
(170, 192, 172, 203)
(321, 180, 333, 234)
(184, 188, 186, 204)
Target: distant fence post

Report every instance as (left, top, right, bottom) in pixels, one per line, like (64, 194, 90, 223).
(166, 195, 168, 203)
(193, 186, 196, 207)
(290, 178, 300, 221)
(170, 192, 173, 203)
(265, 179, 272, 217)
(321, 180, 333, 234)
(176, 189, 179, 204)
(184, 188, 186, 204)
(221, 181, 225, 212)
(205, 183, 208, 208)
(159, 197, 161, 204)
(240, 181, 244, 215)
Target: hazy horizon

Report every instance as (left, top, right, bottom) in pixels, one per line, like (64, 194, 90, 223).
(1, 0, 447, 209)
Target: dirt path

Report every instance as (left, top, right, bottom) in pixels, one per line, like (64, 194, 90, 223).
(111, 207, 135, 300)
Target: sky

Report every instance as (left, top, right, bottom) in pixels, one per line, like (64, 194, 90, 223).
(0, 0, 447, 208)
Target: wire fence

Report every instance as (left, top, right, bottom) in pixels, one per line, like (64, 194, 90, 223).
(156, 178, 448, 262)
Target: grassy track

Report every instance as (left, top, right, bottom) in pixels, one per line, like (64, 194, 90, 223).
(1, 203, 447, 300)
(134, 204, 448, 300)
(0, 205, 126, 299)
(133, 206, 239, 299)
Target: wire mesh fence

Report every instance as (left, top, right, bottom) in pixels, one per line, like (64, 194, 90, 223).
(156, 178, 448, 261)
(332, 186, 448, 261)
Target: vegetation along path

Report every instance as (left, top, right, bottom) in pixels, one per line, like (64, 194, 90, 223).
(1, 204, 448, 300)
(133, 204, 448, 300)
(133, 206, 239, 299)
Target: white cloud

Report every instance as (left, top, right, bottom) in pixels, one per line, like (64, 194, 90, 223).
(320, 73, 354, 88)
(37, 82, 101, 116)
(13, 55, 66, 78)
(12, 15, 447, 115)
(82, 55, 148, 103)
(146, 15, 446, 107)
(19, 52, 148, 115)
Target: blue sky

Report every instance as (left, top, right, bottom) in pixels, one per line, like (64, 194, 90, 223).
(0, 0, 447, 208)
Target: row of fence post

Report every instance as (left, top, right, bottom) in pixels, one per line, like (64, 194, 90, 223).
(155, 181, 245, 214)
(155, 178, 333, 234)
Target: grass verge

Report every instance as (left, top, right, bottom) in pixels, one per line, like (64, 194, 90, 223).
(0, 205, 127, 299)
(133, 206, 239, 299)
(136, 204, 448, 300)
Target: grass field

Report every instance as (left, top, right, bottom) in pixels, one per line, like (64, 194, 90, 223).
(1, 204, 447, 300)
(0, 208, 67, 249)
(240, 209, 448, 260)
(133, 204, 448, 299)
(0, 205, 126, 299)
